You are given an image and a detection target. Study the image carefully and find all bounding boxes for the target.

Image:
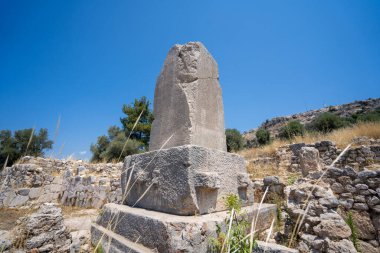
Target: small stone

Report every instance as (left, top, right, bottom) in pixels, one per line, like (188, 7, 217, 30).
(371, 205, 380, 213)
(358, 240, 379, 253)
(342, 166, 357, 178)
(29, 188, 42, 200)
(313, 219, 351, 239)
(263, 176, 280, 186)
(355, 184, 369, 190)
(337, 176, 352, 185)
(318, 197, 339, 208)
(358, 170, 377, 179)
(326, 239, 357, 253)
(327, 167, 343, 177)
(345, 185, 356, 193)
(331, 182, 344, 193)
(76, 166, 86, 176)
(356, 157, 366, 163)
(347, 210, 376, 240)
(339, 198, 354, 209)
(354, 195, 366, 203)
(353, 202, 369, 211)
(17, 188, 30, 196)
(340, 192, 353, 199)
(367, 196, 380, 207)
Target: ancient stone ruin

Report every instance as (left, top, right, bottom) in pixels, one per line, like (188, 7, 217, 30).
(91, 42, 276, 252)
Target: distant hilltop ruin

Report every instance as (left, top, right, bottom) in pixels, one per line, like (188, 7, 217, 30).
(244, 97, 380, 141)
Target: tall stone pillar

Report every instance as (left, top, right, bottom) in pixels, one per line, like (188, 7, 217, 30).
(149, 42, 227, 152)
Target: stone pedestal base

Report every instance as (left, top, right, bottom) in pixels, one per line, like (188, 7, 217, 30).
(91, 203, 276, 253)
(122, 145, 254, 215)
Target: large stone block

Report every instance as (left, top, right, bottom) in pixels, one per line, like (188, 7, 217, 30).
(149, 42, 227, 152)
(121, 145, 253, 215)
(91, 203, 277, 253)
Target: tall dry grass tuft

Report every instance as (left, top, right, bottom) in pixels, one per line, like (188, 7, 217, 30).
(50, 115, 61, 158)
(24, 128, 35, 156)
(117, 109, 144, 163)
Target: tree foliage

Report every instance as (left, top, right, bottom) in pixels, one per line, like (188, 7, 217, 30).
(90, 97, 153, 163)
(120, 96, 154, 147)
(279, 120, 305, 139)
(225, 128, 244, 152)
(0, 128, 53, 169)
(255, 128, 271, 145)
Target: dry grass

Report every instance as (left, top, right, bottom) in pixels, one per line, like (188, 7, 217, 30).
(240, 122, 380, 160)
(247, 161, 281, 179)
(0, 208, 28, 230)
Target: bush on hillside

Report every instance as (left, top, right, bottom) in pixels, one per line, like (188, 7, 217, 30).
(226, 128, 244, 152)
(308, 112, 347, 133)
(279, 120, 305, 139)
(352, 108, 380, 123)
(256, 128, 271, 145)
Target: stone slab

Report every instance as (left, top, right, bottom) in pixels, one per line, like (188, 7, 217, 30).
(91, 203, 277, 253)
(149, 42, 227, 152)
(122, 145, 253, 215)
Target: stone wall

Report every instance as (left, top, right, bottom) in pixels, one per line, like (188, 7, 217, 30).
(324, 167, 380, 248)
(0, 156, 122, 209)
(272, 140, 380, 174)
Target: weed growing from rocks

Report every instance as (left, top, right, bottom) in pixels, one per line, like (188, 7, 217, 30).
(209, 194, 256, 253)
(345, 211, 360, 252)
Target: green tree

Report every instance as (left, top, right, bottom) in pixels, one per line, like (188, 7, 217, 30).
(90, 97, 154, 162)
(120, 96, 154, 147)
(279, 121, 305, 139)
(225, 129, 244, 152)
(0, 128, 53, 169)
(309, 112, 346, 133)
(255, 128, 270, 145)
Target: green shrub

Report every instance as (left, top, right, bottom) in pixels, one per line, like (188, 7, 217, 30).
(309, 112, 347, 133)
(356, 110, 380, 123)
(279, 121, 305, 139)
(256, 129, 271, 145)
(226, 129, 244, 152)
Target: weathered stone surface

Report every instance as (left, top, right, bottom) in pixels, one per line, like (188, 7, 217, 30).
(122, 145, 253, 215)
(313, 219, 352, 239)
(358, 240, 379, 253)
(149, 42, 226, 152)
(12, 203, 72, 252)
(326, 239, 357, 253)
(254, 241, 298, 253)
(0, 230, 12, 251)
(299, 147, 321, 176)
(346, 210, 376, 240)
(92, 203, 276, 253)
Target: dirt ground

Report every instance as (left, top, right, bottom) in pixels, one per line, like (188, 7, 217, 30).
(0, 208, 29, 231)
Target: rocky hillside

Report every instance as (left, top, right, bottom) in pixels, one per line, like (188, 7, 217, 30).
(244, 98, 380, 141)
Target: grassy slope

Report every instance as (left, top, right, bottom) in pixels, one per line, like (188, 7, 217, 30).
(239, 122, 380, 180)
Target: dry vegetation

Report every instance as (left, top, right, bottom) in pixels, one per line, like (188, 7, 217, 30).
(241, 122, 380, 181)
(240, 121, 380, 161)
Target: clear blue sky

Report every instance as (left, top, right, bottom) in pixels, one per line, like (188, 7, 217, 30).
(1, 1, 379, 160)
